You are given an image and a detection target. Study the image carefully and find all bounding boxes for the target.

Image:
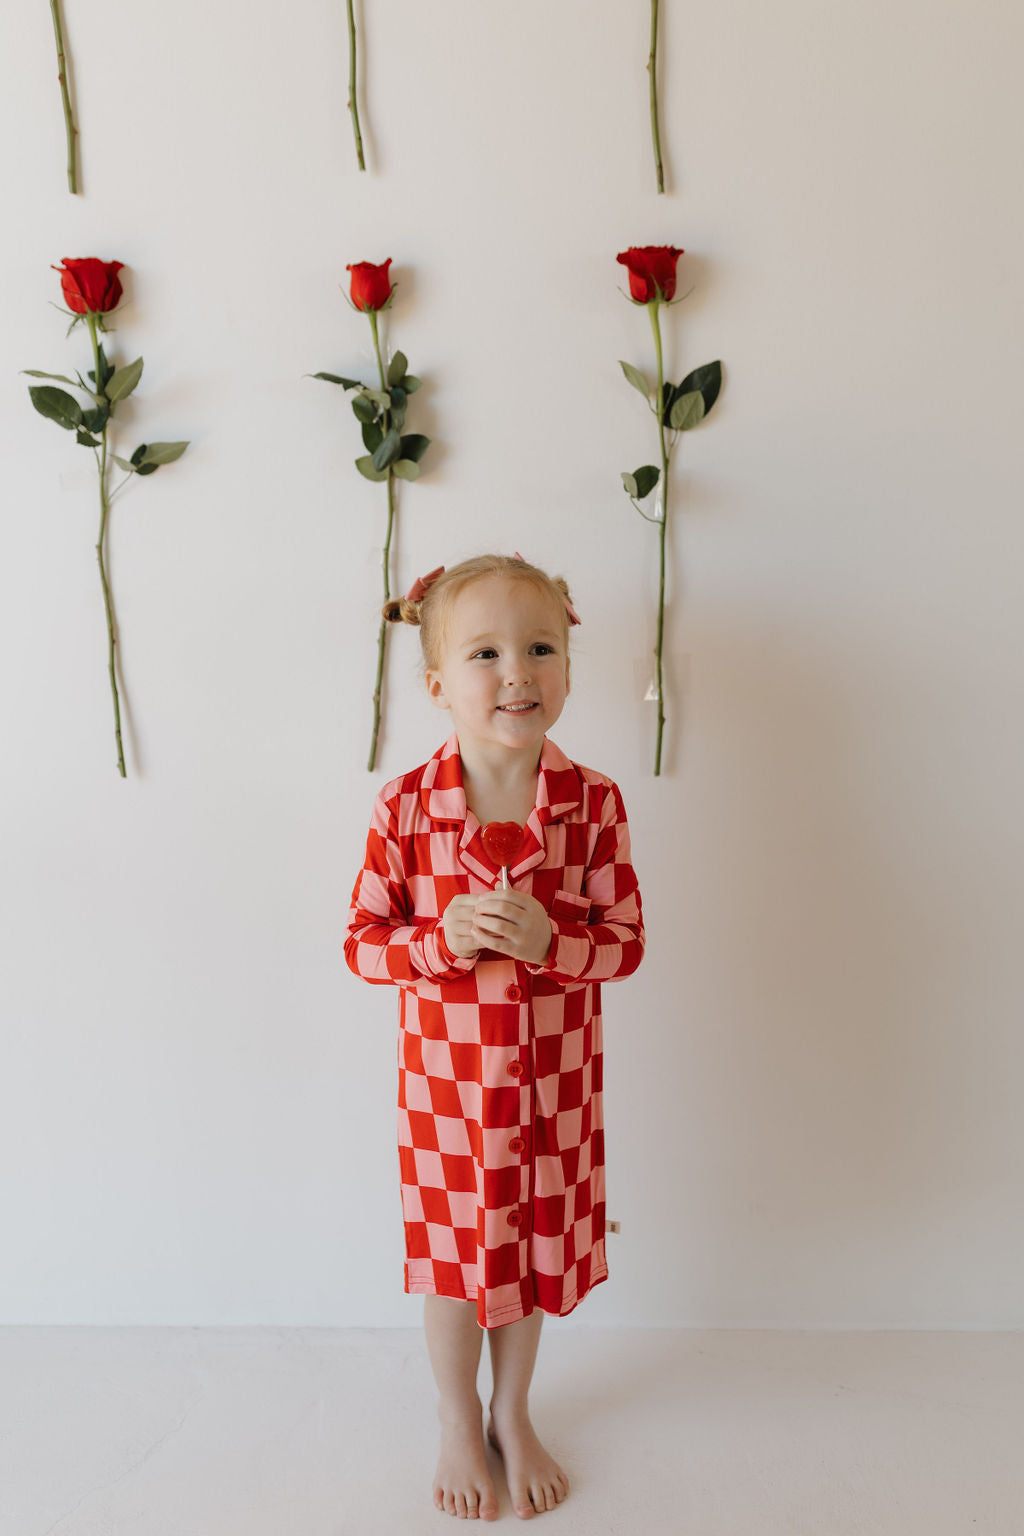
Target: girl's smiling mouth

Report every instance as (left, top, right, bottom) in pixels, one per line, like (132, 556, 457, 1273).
(497, 701, 538, 713)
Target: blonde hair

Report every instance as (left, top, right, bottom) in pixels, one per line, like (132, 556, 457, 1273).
(383, 554, 576, 672)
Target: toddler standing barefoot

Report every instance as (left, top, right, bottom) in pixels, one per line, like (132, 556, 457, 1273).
(345, 554, 645, 1518)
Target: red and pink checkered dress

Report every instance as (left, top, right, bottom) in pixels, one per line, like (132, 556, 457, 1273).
(345, 733, 645, 1328)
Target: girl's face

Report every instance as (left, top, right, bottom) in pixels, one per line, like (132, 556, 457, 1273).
(425, 575, 569, 761)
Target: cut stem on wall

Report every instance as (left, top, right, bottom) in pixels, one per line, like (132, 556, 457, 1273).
(49, 0, 78, 194)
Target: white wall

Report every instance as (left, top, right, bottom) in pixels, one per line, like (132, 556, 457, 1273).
(2, 0, 1022, 1328)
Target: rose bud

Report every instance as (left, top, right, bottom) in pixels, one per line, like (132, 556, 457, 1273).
(616, 246, 684, 304)
(53, 258, 125, 316)
(346, 259, 393, 312)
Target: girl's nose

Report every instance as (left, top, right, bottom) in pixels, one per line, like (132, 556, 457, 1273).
(503, 658, 531, 685)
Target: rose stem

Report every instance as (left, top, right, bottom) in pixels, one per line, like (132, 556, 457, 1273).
(366, 307, 393, 771)
(649, 297, 669, 775)
(86, 315, 126, 777)
(648, 0, 664, 195)
(49, 0, 78, 194)
(346, 0, 366, 171)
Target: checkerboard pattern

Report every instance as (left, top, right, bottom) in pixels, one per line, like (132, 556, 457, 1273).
(345, 733, 645, 1328)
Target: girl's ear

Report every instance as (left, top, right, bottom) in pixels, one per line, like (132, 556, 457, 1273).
(425, 669, 449, 710)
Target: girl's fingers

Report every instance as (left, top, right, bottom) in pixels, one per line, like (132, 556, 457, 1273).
(477, 891, 528, 914)
(473, 918, 516, 942)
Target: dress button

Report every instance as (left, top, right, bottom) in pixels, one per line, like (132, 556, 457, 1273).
(508, 1136, 526, 1154)
(507, 1209, 523, 1227)
(506, 1060, 524, 1078)
(505, 984, 522, 1002)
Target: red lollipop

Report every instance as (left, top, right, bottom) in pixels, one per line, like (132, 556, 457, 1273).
(481, 821, 525, 887)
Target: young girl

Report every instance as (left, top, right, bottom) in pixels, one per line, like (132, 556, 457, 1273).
(345, 554, 645, 1521)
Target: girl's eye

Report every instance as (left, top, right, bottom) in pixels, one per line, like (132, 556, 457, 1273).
(531, 644, 554, 655)
(471, 648, 498, 660)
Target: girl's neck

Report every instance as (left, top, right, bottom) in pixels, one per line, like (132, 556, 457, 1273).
(458, 739, 542, 827)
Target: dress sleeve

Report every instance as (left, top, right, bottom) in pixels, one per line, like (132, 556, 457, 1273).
(344, 792, 479, 986)
(525, 780, 645, 984)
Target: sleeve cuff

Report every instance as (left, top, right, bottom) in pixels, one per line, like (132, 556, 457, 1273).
(524, 919, 592, 981)
(432, 923, 479, 976)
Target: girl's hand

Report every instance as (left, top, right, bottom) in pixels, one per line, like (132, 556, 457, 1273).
(472, 890, 552, 967)
(442, 894, 482, 959)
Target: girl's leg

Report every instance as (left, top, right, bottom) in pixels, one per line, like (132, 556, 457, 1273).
(486, 1310, 569, 1519)
(423, 1295, 499, 1521)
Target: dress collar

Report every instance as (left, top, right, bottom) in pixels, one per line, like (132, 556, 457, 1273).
(419, 733, 583, 825)
(419, 733, 584, 885)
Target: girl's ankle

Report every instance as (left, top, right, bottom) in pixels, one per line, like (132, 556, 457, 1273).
(438, 1393, 483, 1427)
(488, 1396, 531, 1427)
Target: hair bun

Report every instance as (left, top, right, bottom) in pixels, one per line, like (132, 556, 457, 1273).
(382, 595, 422, 626)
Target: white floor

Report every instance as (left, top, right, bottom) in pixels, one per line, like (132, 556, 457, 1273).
(2, 1327, 1022, 1535)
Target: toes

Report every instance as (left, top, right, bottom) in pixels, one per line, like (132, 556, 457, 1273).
(465, 1489, 479, 1519)
(479, 1493, 500, 1522)
(455, 1491, 468, 1518)
(513, 1496, 535, 1520)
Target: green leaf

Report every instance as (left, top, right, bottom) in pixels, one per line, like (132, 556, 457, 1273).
(402, 375, 422, 393)
(112, 456, 136, 473)
(662, 362, 722, 427)
(372, 428, 401, 472)
(622, 466, 661, 499)
(130, 444, 148, 466)
(355, 454, 389, 482)
(105, 356, 144, 403)
(351, 393, 377, 424)
(28, 385, 82, 430)
(22, 369, 80, 388)
(387, 351, 408, 387)
(392, 459, 420, 481)
(669, 391, 705, 431)
(389, 386, 408, 430)
(311, 372, 363, 389)
(80, 403, 110, 434)
(361, 421, 383, 453)
(76, 428, 100, 448)
(87, 345, 114, 392)
(139, 441, 188, 466)
(399, 433, 430, 463)
(619, 360, 650, 398)
(135, 463, 158, 476)
(678, 360, 722, 416)
(363, 388, 391, 409)
(633, 464, 661, 499)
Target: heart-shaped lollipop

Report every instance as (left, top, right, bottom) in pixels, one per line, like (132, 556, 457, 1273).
(481, 821, 525, 887)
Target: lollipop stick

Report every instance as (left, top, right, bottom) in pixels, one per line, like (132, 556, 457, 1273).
(500, 866, 509, 890)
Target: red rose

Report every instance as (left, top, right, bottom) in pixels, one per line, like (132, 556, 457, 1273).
(346, 259, 393, 312)
(53, 257, 125, 316)
(616, 245, 684, 304)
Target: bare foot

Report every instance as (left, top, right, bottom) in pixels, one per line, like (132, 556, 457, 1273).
(487, 1408, 569, 1519)
(434, 1408, 499, 1520)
